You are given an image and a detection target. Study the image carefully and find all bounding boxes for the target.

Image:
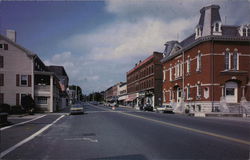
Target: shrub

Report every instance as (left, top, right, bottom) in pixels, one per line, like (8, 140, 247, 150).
(11, 105, 25, 114)
(21, 95, 36, 114)
(0, 103, 11, 113)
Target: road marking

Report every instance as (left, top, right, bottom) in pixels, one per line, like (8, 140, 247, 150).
(0, 115, 46, 131)
(0, 115, 65, 158)
(64, 137, 98, 143)
(89, 103, 250, 145)
(120, 112, 250, 146)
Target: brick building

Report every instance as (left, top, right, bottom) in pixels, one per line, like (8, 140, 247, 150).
(161, 5, 250, 114)
(127, 52, 163, 109)
(104, 82, 121, 103)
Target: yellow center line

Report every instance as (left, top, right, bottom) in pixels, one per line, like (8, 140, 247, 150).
(89, 103, 250, 146)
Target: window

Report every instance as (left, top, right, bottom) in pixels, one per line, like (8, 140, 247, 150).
(225, 49, 231, 70)
(233, 51, 238, 70)
(21, 75, 28, 86)
(226, 88, 235, 96)
(215, 23, 219, 32)
(0, 56, 3, 68)
(179, 62, 182, 77)
(163, 91, 165, 102)
(4, 44, 8, 50)
(196, 83, 202, 98)
(20, 94, 27, 105)
(0, 74, 3, 86)
(0, 44, 2, 49)
(169, 67, 172, 81)
(187, 58, 190, 73)
(163, 70, 166, 81)
(187, 85, 190, 100)
(196, 52, 201, 72)
(243, 28, 247, 36)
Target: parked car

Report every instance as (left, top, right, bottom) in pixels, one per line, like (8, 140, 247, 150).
(70, 104, 84, 115)
(157, 105, 174, 113)
(143, 104, 153, 111)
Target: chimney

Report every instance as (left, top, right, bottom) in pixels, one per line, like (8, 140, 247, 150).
(6, 29, 16, 42)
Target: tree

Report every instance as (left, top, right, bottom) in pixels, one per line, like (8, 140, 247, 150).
(21, 95, 35, 114)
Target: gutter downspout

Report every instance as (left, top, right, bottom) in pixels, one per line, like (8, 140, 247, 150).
(182, 50, 185, 113)
(211, 38, 214, 111)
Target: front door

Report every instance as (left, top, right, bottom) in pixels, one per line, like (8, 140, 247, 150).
(225, 81, 238, 103)
(177, 87, 182, 105)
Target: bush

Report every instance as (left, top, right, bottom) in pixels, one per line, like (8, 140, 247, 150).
(0, 103, 11, 113)
(21, 95, 36, 114)
(11, 105, 25, 114)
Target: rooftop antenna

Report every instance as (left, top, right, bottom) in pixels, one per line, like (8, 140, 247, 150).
(177, 33, 179, 41)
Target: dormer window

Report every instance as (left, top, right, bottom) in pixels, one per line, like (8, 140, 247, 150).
(195, 26, 202, 39)
(239, 25, 250, 36)
(243, 28, 247, 36)
(215, 23, 219, 32)
(212, 22, 222, 35)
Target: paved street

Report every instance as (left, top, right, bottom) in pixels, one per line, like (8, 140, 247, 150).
(1, 103, 250, 160)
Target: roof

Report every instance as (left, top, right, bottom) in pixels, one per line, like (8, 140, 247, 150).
(48, 65, 68, 78)
(161, 35, 250, 63)
(0, 34, 36, 58)
(127, 55, 154, 75)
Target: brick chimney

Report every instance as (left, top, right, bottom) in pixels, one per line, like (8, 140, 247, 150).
(6, 29, 16, 42)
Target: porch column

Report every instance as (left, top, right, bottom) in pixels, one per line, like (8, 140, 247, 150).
(50, 75, 54, 112)
(241, 86, 245, 98)
(221, 86, 224, 97)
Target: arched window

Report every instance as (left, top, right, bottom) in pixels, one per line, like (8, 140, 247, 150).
(196, 52, 201, 72)
(225, 50, 230, 70)
(233, 49, 239, 70)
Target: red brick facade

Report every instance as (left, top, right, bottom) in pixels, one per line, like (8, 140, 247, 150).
(127, 52, 163, 108)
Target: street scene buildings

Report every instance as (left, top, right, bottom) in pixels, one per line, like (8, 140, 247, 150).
(0, 30, 71, 112)
(104, 4, 250, 115)
(1, 2, 250, 160)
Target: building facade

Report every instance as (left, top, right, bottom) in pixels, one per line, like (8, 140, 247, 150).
(161, 5, 250, 114)
(117, 82, 127, 105)
(48, 66, 69, 109)
(0, 30, 63, 112)
(127, 52, 163, 109)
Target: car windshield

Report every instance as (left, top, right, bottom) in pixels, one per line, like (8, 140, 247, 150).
(71, 105, 82, 108)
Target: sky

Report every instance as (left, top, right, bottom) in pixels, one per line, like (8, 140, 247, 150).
(1, 0, 249, 94)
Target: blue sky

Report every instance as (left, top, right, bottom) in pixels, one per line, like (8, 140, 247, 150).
(1, 0, 249, 94)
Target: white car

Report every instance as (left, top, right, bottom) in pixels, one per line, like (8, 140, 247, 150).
(157, 105, 173, 113)
(70, 104, 84, 115)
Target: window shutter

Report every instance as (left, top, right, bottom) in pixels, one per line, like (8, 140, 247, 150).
(0, 74, 3, 86)
(28, 75, 32, 87)
(0, 56, 3, 68)
(0, 93, 3, 104)
(16, 74, 20, 86)
(4, 44, 8, 50)
(16, 93, 20, 105)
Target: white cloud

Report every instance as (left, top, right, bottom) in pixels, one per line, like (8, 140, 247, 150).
(50, 0, 249, 94)
(65, 17, 196, 62)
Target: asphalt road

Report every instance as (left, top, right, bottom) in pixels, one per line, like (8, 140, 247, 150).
(1, 103, 250, 160)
